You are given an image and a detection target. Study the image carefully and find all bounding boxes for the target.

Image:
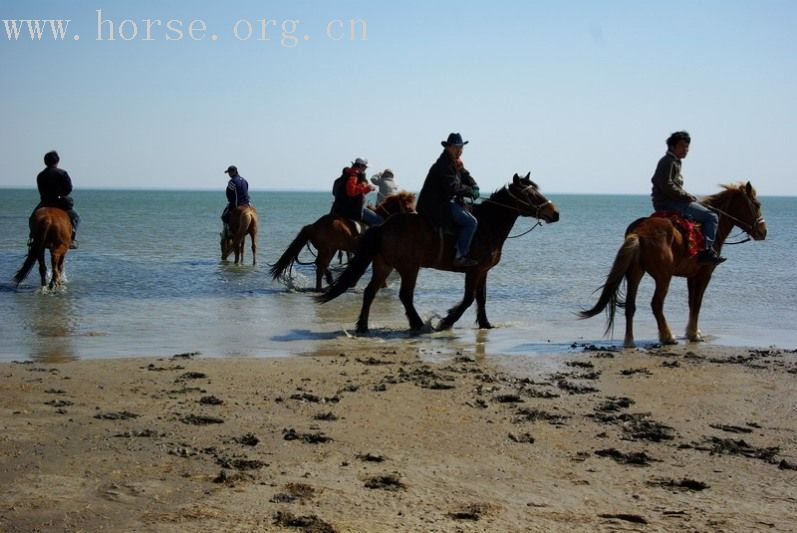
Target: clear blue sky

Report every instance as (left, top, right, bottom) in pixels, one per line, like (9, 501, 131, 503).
(1, 0, 795, 195)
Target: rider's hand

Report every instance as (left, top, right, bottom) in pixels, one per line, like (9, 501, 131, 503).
(472, 187, 480, 200)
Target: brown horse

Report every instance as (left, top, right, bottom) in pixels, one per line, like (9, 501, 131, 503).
(271, 191, 416, 291)
(221, 205, 258, 265)
(14, 207, 73, 289)
(317, 174, 560, 333)
(579, 182, 767, 347)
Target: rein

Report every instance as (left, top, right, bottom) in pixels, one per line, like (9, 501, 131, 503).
(705, 191, 765, 242)
(480, 184, 551, 238)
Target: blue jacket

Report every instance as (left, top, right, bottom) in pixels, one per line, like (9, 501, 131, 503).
(226, 175, 250, 207)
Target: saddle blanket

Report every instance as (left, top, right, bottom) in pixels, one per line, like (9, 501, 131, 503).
(651, 211, 704, 256)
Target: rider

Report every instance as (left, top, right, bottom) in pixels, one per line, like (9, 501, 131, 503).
(221, 165, 251, 230)
(31, 150, 80, 249)
(331, 157, 384, 226)
(650, 131, 725, 265)
(370, 168, 398, 203)
(417, 133, 480, 267)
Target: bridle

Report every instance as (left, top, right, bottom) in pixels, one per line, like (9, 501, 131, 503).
(705, 189, 765, 243)
(482, 183, 552, 238)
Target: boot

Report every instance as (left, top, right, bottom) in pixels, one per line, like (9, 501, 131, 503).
(697, 249, 725, 265)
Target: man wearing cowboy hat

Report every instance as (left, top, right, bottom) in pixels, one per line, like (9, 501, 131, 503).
(417, 133, 480, 267)
(221, 165, 251, 228)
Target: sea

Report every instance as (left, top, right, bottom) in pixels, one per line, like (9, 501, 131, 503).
(1, 189, 795, 363)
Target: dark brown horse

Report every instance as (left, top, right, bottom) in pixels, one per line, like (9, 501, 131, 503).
(14, 207, 73, 289)
(580, 182, 767, 347)
(271, 191, 416, 291)
(317, 174, 560, 333)
(221, 205, 258, 265)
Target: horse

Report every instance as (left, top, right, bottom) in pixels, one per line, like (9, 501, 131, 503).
(220, 205, 258, 265)
(317, 173, 560, 333)
(270, 191, 416, 291)
(13, 207, 73, 289)
(579, 182, 767, 347)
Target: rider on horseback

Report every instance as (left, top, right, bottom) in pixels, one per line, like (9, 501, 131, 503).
(417, 133, 480, 267)
(221, 165, 251, 231)
(31, 150, 80, 249)
(651, 131, 725, 265)
(330, 157, 384, 226)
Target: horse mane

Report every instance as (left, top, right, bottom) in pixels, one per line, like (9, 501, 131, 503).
(704, 182, 756, 207)
(377, 190, 416, 212)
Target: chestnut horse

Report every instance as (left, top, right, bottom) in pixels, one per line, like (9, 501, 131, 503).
(317, 174, 560, 333)
(220, 205, 258, 265)
(271, 191, 416, 291)
(14, 207, 73, 289)
(580, 182, 767, 347)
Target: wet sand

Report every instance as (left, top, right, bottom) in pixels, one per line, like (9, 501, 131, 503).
(1, 342, 796, 532)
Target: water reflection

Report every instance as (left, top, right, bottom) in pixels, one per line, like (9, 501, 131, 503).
(21, 289, 78, 363)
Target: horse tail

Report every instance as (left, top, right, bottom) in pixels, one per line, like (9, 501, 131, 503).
(14, 226, 47, 286)
(270, 224, 312, 282)
(578, 234, 640, 333)
(316, 225, 382, 304)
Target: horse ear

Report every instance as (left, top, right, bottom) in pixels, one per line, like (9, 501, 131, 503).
(524, 172, 531, 180)
(745, 181, 753, 194)
(512, 173, 520, 184)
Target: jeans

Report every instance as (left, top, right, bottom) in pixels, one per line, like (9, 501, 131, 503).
(658, 201, 718, 249)
(449, 201, 478, 257)
(361, 207, 384, 226)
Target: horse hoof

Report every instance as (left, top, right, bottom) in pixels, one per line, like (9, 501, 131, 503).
(478, 321, 494, 329)
(662, 338, 679, 345)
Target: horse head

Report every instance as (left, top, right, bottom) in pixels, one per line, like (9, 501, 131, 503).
(220, 228, 234, 260)
(375, 191, 416, 217)
(502, 172, 560, 223)
(708, 181, 767, 241)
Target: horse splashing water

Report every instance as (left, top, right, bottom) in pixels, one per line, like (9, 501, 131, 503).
(270, 191, 415, 291)
(14, 207, 73, 289)
(579, 182, 767, 347)
(317, 174, 560, 333)
(221, 205, 258, 265)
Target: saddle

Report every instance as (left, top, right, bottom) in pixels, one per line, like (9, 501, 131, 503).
(651, 211, 704, 256)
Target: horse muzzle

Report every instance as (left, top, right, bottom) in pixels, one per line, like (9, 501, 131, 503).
(752, 218, 767, 240)
(542, 205, 560, 224)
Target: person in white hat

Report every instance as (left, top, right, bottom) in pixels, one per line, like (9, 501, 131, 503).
(330, 157, 383, 225)
(370, 168, 398, 204)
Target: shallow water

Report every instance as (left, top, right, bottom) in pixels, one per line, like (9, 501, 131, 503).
(1, 189, 795, 362)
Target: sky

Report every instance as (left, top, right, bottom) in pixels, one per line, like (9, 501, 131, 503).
(1, 0, 795, 195)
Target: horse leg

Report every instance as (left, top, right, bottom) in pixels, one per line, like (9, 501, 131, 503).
(356, 258, 391, 334)
(651, 274, 676, 345)
(315, 249, 334, 292)
(250, 232, 257, 265)
(37, 247, 47, 286)
(438, 272, 478, 330)
(686, 274, 711, 342)
(623, 267, 645, 348)
(475, 275, 492, 329)
(397, 267, 423, 331)
(49, 251, 63, 289)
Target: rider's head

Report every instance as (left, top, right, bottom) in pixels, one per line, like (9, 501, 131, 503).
(442, 132, 468, 159)
(224, 165, 239, 177)
(43, 150, 60, 167)
(666, 131, 690, 159)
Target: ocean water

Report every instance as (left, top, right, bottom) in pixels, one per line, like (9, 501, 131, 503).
(0, 188, 795, 363)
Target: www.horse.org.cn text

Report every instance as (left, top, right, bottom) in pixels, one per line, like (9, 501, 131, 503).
(1, 9, 368, 47)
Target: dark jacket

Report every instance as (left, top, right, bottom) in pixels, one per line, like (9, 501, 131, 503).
(650, 152, 695, 211)
(226, 175, 250, 207)
(331, 167, 369, 220)
(37, 167, 73, 209)
(416, 151, 478, 227)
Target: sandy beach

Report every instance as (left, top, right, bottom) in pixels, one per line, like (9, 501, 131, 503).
(1, 341, 796, 532)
